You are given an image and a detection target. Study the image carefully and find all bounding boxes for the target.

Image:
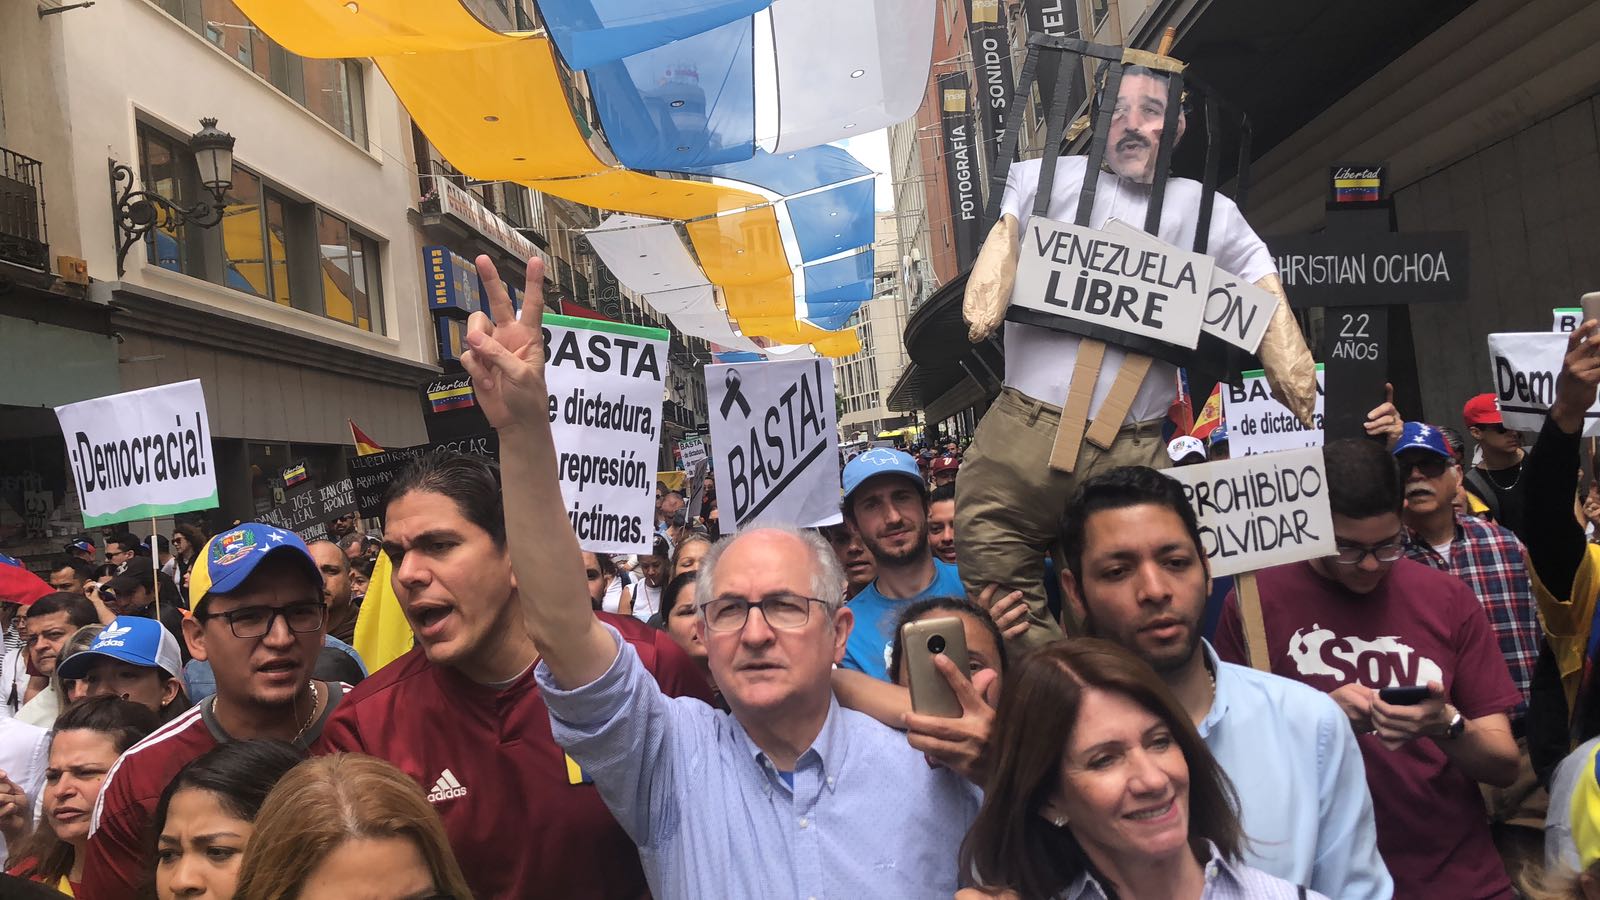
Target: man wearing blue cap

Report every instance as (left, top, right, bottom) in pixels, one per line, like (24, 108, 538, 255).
(1396, 421, 1542, 822)
(81, 523, 342, 900)
(838, 448, 965, 680)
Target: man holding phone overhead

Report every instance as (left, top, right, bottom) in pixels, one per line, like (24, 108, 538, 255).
(460, 254, 983, 900)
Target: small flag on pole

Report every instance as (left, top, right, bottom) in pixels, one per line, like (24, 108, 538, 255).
(349, 420, 385, 456)
(1191, 385, 1224, 440)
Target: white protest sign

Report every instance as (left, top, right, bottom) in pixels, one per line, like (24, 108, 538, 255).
(1220, 365, 1326, 456)
(543, 314, 669, 554)
(1102, 220, 1273, 354)
(679, 435, 708, 471)
(1164, 447, 1336, 578)
(1554, 308, 1582, 333)
(55, 379, 218, 526)
(1012, 217, 1211, 349)
(707, 359, 842, 529)
(1487, 332, 1600, 435)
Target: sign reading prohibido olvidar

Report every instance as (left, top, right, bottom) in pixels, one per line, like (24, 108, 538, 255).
(1162, 447, 1335, 578)
(55, 379, 218, 526)
(707, 358, 842, 529)
(542, 314, 669, 555)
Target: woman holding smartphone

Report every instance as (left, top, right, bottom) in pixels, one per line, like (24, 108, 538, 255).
(958, 640, 1323, 900)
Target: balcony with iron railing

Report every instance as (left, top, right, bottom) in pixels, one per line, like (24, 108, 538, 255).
(0, 148, 48, 271)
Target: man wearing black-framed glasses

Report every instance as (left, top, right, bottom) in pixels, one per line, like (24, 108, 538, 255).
(81, 523, 345, 900)
(1216, 437, 1522, 900)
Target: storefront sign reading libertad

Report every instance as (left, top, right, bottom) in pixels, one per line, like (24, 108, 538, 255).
(55, 379, 219, 526)
(1163, 447, 1336, 578)
(707, 358, 841, 529)
(544, 314, 669, 555)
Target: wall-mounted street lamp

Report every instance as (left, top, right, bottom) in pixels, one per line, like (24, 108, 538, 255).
(109, 117, 236, 277)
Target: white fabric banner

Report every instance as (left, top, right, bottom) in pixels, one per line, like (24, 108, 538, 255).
(1220, 365, 1326, 457)
(707, 359, 842, 529)
(766, 0, 936, 153)
(587, 215, 710, 295)
(1164, 447, 1336, 578)
(55, 379, 219, 526)
(545, 315, 670, 554)
(1487, 331, 1600, 435)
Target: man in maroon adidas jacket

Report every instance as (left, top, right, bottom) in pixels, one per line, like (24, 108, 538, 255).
(315, 447, 711, 900)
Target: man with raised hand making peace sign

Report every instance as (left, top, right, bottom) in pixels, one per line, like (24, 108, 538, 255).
(463, 257, 984, 900)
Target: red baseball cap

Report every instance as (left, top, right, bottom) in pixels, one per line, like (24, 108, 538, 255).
(1463, 393, 1502, 427)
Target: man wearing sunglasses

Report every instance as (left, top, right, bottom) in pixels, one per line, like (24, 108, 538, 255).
(1216, 437, 1522, 900)
(1463, 393, 1528, 537)
(81, 523, 343, 900)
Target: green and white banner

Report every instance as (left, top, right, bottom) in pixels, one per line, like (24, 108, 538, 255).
(56, 379, 219, 526)
(543, 314, 670, 555)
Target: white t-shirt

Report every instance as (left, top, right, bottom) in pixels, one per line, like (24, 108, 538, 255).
(999, 156, 1278, 422)
(0, 715, 48, 860)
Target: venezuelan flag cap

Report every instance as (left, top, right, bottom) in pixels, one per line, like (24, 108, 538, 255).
(189, 523, 320, 609)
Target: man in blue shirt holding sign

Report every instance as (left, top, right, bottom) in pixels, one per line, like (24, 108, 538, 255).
(838, 449, 966, 680)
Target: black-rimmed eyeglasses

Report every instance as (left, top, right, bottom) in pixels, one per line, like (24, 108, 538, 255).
(196, 602, 327, 639)
(700, 593, 829, 632)
(1331, 538, 1406, 566)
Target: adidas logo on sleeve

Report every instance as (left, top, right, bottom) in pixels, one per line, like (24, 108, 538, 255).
(427, 768, 468, 803)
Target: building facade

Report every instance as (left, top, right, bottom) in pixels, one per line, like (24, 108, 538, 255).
(0, 0, 708, 564)
(836, 213, 916, 441)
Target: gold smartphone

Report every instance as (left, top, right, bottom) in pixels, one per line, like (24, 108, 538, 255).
(900, 616, 971, 718)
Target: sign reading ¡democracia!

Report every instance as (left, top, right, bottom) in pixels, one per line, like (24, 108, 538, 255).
(55, 379, 218, 526)
(543, 314, 669, 555)
(1163, 447, 1336, 578)
(1487, 332, 1600, 436)
(708, 359, 841, 529)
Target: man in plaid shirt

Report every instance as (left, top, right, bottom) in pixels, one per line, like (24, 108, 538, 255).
(1395, 421, 1543, 822)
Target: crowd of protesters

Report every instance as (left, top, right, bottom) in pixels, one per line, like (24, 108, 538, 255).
(6, 272, 1600, 900)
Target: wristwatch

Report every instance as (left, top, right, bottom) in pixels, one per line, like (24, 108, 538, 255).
(1444, 707, 1466, 739)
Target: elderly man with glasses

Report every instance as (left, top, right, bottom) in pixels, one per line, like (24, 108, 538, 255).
(462, 255, 986, 900)
(1215, 437, 1522, 900)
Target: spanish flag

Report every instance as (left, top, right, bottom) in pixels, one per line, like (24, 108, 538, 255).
(1191, 385, 1224, 440)
(349, 420, 385, 456)
(353, 550, 415, 674)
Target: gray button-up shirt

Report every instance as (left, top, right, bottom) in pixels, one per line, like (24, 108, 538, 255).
(539, 627, 982, 900)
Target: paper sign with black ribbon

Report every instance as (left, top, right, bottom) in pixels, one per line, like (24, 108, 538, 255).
(707, 359, 842, 529)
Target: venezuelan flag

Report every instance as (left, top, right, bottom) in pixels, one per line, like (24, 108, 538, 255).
(428, 383, 477, 413)
(283, 463, 308, 487)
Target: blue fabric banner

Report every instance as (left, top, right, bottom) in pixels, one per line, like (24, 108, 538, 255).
(541, 0, 773, 71)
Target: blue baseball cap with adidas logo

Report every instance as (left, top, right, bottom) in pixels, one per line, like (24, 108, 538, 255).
(57, 616, 183, 680)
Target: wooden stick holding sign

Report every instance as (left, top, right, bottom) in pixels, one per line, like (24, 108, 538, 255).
(1163, 446, 1336, 671)
(152, 515, 161, 622)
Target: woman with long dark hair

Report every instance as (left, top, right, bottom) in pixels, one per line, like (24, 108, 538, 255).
(959, 640, 1321, 899)
(5, 697, 158, 894)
